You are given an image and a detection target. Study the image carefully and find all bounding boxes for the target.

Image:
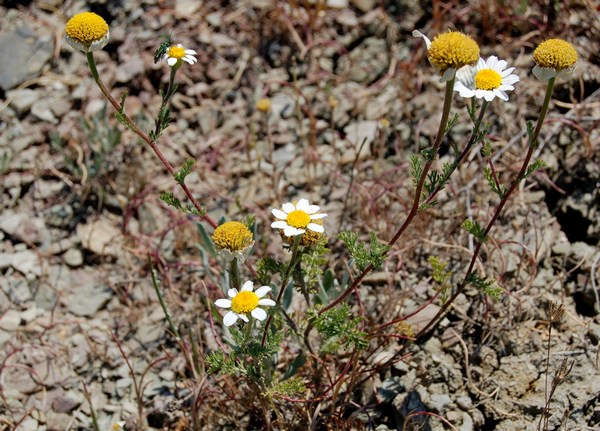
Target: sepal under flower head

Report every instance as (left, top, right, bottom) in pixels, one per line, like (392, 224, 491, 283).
(413, 30, 479, 82)
(532, 39, 578, 82)
(454, 56, 520, 102)
(65, 12, 110, 52)
(271, 198, 327, 237)
(212, 221, 254, 261)
(163, 44, 197, 67)
(215, 281, 276, 326)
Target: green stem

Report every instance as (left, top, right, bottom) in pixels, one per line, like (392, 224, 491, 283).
(230, 258, 241, 291)
(416, 77, 556, 338)
(261, 236, 302, 347)
(320, 77, 456, 315)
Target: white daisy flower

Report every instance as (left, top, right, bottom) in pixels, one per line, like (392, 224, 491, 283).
(271, 198, 327, 237)
(454, 56, 520, 102)
(163, 44, 197, 67)
(111, 421, 126, 431)
(215, 281, 276, 327)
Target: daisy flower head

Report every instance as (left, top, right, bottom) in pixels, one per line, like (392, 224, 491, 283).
(454, 56, 520, 102)
(532, 39, 578, 82)
(211, 221, 254, 262)
(215, 281, 276, 326)
(111, 421, 125, 431)
(163, 44, 197, 68)
(256, 98, 271, 113)
(271, 198, 327, 238)
(412, 30, 479, 82)
(65, 12, 110, 52)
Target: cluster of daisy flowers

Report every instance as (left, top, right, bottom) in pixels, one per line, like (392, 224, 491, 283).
(213, 199, 327, 326)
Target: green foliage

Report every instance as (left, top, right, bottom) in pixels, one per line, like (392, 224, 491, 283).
(481, 141, 493, 158)
(410, 154, 423, 189)
(338, 231, 390, 272)
(307, 305, 368, 353)
(466, 272, 503, 300)
(522, 159, 547, 180)
(257, 257, 285, 286)
(484, 167, 507, 198)
(300, 236, 329, 294)
(115, 91, 134, 131)
(263, 377, 306, 400)
(526, 120, 536, 145)
(159, 191, 205, 216)
(150, 101, 172, 140)
(174, 159, 195, 184)
(462, 219, 487, 242)
(0, 151, 11, 175)
(206, 350, 244, 375)
(420, 148, 435, 162)
(428, 256, 452, 303)
(445, 113, 459, 134)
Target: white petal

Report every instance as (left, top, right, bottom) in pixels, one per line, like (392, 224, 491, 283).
(477, 57, 486, 69)
(238, 313, 249, 322)
(533, 65, 555, 82)
(310, 213, 327, 219)
(251, 307, 267, 321)
(305, 205, 320, 214)
(296, 199, 309, 211)
(176, 44, 184, 48)
(501, 67, 515, 77)
(227, 288, 238, 298)
(284, 226, 304, 236)
(223, 311, 238, 326)
(282, 202, 295, 213)
(241, 280, 254, 292)
(255, 286, 271, 298)
(412, 30, 431, 49)
(271, 221, 288, 230)
(167, 57, 178, 66)
(271, 208, 288, 219)
(185, 49, 197, 55)
(503, 75, 520, 85)
(215, 299, 231, 308)
(483, 91, 495, 102)
(307, 223, 324, 233)
(258, 298, 276, 307)
(495, 89, 509, 101)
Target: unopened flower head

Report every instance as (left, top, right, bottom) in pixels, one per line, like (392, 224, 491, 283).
(215, 280, 276, 326)
(413, 30, 479, 82)
(532, 39, 577, 81)
(163, 44, 197, 67)
(65, 12, 110, 52)
(454, 56, 520, 102)
(111, 421, 125, 431)
(212, 221, 254, 261)
(256, 98, 271, 113)
(271, 198, 327, 237)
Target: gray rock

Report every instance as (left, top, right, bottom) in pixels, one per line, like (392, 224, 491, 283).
(63, 248, 84, 268)
(76, 218, 122, 258)
(0, 211, 50, 245)
(0, 27, 54, 91)
(66, 283, 113, 317)
(337, 37, 388, 84)
(7, 88, 39, 116)
(52, 390, 82, 414)
(31, 99, 58, 123)
(115, 56, 145, 83)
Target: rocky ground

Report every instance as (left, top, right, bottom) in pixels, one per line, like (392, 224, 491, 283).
(1, 0, 599, 430)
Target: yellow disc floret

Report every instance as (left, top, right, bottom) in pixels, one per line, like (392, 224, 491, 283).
(428, 31, 479, 72)
(231, 291, 259, 314)
(167, 45, 186, 59)
(212, 221, 253, 252)
(256, 98, 271, 113)
(475, 69, 502, 90)
(65, 12, 108, 44)
(286, 210, 310, 228)
(533, 39, 578, 70)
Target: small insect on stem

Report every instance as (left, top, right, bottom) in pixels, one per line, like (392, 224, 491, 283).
(153, 33, 173, 64)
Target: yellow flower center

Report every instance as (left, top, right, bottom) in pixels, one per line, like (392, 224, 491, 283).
(286, 210, 310, 228)
(428, 31, 480, 72)
(65, 12, 109, 43)
(167, 45, 186, 59)
(474, 69, 502, 90)
(533, 39, 578, 70)
(212, 221, 253, 252)
(231, 291, 259, 314)
(256, 98, 271, 113)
